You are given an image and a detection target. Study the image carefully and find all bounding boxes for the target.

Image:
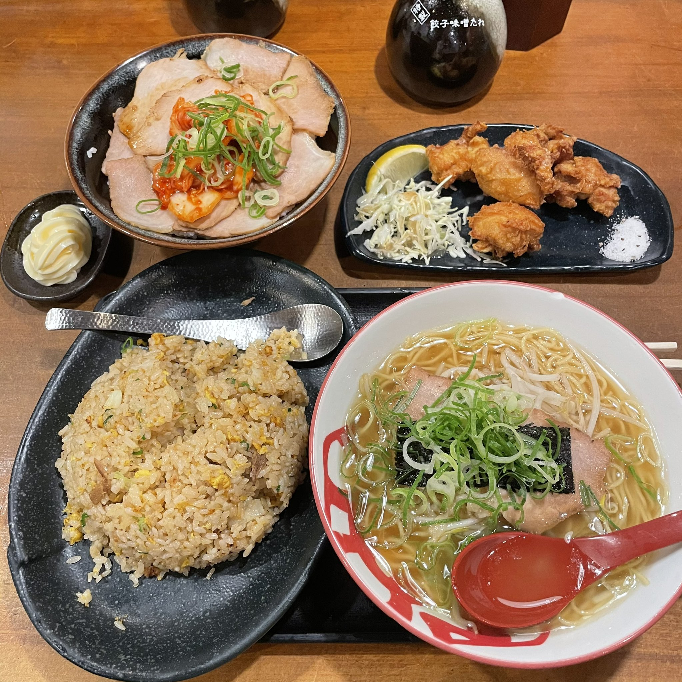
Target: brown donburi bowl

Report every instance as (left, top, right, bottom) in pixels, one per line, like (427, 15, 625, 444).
(65, 34, 350, 250)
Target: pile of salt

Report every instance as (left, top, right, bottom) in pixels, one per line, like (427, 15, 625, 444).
(600, 217, 650, 262)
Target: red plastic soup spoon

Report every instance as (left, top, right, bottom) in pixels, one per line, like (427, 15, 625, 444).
(451, 510, 682, 629)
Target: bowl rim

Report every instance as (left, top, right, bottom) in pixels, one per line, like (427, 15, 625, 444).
(308, 280, 682, 668)
(64, 33, 350, 250)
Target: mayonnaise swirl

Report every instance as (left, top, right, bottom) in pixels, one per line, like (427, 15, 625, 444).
(21, 205, 93, 286)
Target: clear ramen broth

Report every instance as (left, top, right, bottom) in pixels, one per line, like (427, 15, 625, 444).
(341, 320, 666, 630)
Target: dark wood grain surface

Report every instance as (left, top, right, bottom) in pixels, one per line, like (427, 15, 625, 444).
(1, 0, 681, 680)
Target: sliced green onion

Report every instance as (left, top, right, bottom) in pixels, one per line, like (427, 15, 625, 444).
(253, 189, 279, 207)
(219, 62, 240, 82)
(269, 75, 298, 100)
(135, 199, 162, 214)
(150, 89, 289, 216)
(248, 203, 267, 218)
(579, 480, 620, 531)
(627, 465, 658, 501)
(259, 136, 273, 159)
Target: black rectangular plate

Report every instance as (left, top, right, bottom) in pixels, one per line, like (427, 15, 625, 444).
(341, 124, 674, 274)
(262, 288, 421, 643)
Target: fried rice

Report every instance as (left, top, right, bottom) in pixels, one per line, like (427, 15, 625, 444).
(56, 329, 308, 585)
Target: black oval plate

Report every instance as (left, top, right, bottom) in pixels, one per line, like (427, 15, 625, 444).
(7, 249, 356, 682)
(1, 190, 112, 302)
(341, 125, 673, 273)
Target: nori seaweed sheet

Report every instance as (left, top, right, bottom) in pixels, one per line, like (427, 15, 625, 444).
(394, 424, 574, 493)
(395, 426, 432, 486)
(517, 424, 573, 493)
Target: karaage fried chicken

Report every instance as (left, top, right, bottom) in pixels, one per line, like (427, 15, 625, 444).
(468, 202, 545, 259)
(425, 121, 489, 188)
(552, 156, 621, 217)
(470, 146, 544, 209)
(427, 122, 622, 219)
(503, 124, 576, 195)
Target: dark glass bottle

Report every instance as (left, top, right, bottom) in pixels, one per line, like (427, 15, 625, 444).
(184, 0, 288, 38)
(386, 0, 507, 106)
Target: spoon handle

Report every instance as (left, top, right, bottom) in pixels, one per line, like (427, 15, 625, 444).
(45, 306, 307, 348)
(45, 304, 343, 361)
(575, 510, 682, 571)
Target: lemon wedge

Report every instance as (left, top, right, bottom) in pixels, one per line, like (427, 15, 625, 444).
(365, 145, 429, 192)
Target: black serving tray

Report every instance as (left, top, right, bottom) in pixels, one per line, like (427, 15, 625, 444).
(263, 288, 422, 643)
(341, 125, 674, 274)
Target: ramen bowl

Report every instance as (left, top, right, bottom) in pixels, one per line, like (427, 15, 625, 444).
(309, 281, 682, 667)
(65, 35, 350, 249)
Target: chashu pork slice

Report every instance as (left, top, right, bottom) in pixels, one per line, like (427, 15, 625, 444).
(403, 367, 452, 421)
(118, 53, 212, 140)
(501, 409, 611, 534)
(128, 76, 234, 156)
(403, 367, 611, 534)
(107, 155, 176, 233)
(275, 56, 335, 137)
(183, 208, 275, 239)
(176, 197, 240, 230)
(102, 108, 134, 176)
(202, 38, 290, 92)
(265, 132, 334, 219)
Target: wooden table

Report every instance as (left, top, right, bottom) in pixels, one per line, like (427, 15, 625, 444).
(1, 0, 681, 680)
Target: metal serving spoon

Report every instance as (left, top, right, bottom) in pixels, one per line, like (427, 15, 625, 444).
(45, 304, 344, 362)
(451, 510, 682, 629)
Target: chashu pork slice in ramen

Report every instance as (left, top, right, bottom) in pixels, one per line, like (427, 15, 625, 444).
(202, 37, 291, 92)
(107, 155, 176, 233)
(500, 409, 611, 533)
(127, 75, 235, 156)
(275, 56, 335, 137)
(265, 132, 335, 219)
(118, 52, 213, 140)
(402, 367, 610, 534)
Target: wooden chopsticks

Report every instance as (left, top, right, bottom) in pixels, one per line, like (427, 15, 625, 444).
(645, 342, 680, 370)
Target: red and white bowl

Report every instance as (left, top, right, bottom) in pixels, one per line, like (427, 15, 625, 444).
(309, 281, 682, 668)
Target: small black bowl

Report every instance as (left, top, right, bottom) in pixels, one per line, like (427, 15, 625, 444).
(1, 190, 112, 302)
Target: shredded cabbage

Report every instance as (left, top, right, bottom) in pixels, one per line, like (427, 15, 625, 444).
(350, 173, 485, 264)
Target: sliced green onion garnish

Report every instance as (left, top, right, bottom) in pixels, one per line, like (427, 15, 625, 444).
(135, 199, 162, 214)
(248, 203, 267, 218)
(627, 465, 658, 501)
(269, 75, 298, 100)
(253, 189, 279, 207)
(219, 61, 240, 82)
(151, 90, 289, 216)
(579, 480, 620, 531)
